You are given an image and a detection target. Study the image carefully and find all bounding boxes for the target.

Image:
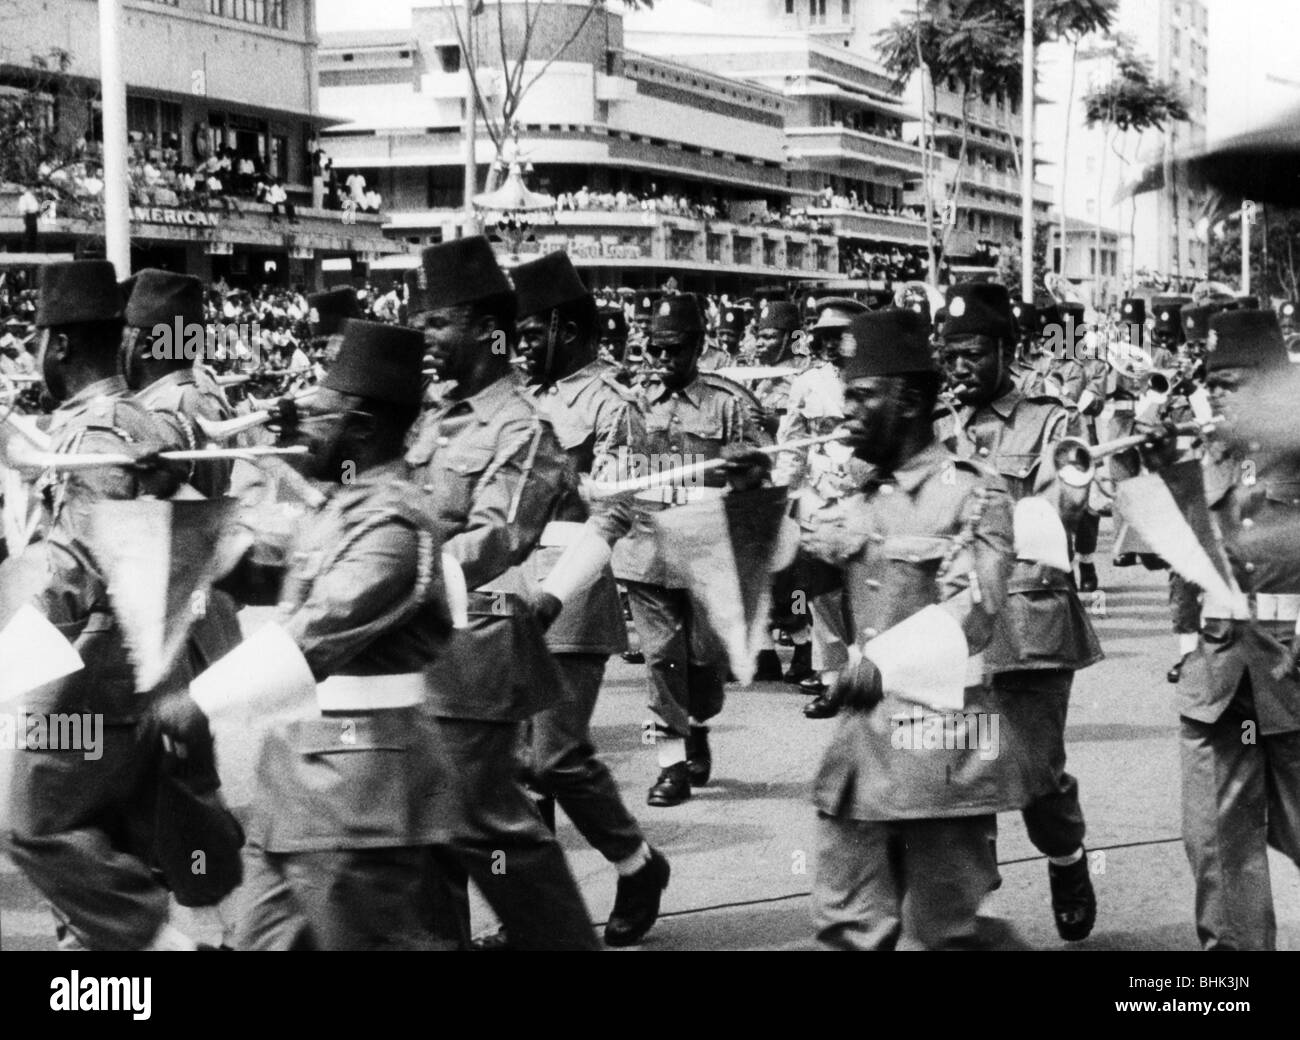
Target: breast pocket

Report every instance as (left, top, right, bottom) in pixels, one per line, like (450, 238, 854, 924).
(424, 446, 495, 526)
(879, 536, 950, 619)
(677, 411, 726, 458)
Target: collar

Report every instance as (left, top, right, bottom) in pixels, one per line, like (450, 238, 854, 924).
(64, 374, 128, 410)
(145, 368, 198, 393)
(443, 369, 527, 424)
(964, 383, 1021, 425)
(544, 360, 605, 406)
(647, 375, 702, 407)
(332, 457, 409, 497)
(887, 439, 950, 495)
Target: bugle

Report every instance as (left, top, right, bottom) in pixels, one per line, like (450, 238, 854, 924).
(1052, 418, 1220, 488)
(194, 387, 317, 442)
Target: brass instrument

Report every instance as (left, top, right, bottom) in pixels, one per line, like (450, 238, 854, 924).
(193, 387, 317, 443)
(1052, 418, 1220, 488)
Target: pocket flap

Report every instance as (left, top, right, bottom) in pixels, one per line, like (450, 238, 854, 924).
(880, 535, 950, 564)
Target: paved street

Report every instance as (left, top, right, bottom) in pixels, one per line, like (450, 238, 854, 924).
(3, 522, 1299, 951)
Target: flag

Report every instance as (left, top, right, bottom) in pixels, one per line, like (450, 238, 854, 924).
(86, 498, 236, 691)
(653, 486, 794, 684)
(1114, 461, 1238, 608)
(1113, 161, 1165, 203)
(860, 604, 969, 713)
(0, 604, 84, 702)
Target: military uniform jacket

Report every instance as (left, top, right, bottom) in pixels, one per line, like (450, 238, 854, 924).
(245, 461, 457, 852)
(406, 371, 571, 720)
(136, 367, 236, 499)
(527, 361, 642, 654)
(611, 372, 769, 586)
(28, 377, 183, 722)
(952, 386, 1103, 674)
(1182, 442, 1300, 734)
(800, 441, 1040, 820)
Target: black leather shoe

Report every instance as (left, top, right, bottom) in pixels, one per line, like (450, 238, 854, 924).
(1048, 854, 1097, 942)
(803, 693, 839, 719)
(621, 650, 645, 664)
(783, 642, 815, 684)
(604, 847, 670, 947)
(647, 763, 691, 807)
(753, 648, 783, 682)
(1112, 552, 1138, 568)
(1167, 652, 1192, 684)
(1077, 561, 1098, 593)
(799, 676, 827, 695)
(685, 725, 712, 786)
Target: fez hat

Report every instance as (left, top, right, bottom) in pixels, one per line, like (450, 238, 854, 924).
(322, 319, 425, 407)
(598, 306, 628, 339)
(1236, 295, 1260, 310)
(1153, 302, 1184, 342)
(650, 295, 704, 337)
(1182, 305, 1214, 342)
(418, 236, 513, 310)
(36, 260, 122, 327)
(633, 290, 663, 318)
(942, 283, 1015, 341)
(717, 307, 747, 335)
(1206, 309, 1288, 372)
(511, 251, 590, 321)
(307, 287, 361, 336)
(1119, 298, 1146, 325)
(1009, 300, 1039, 337)
(842, 308, 936, 381)
(125, 269, 204, 329)
(757, 300, 802, 333)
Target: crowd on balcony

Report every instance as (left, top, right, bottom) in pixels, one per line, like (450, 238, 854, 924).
(803, 187, 928, 222)
(553, 186, 834, 234)
(840, 245, 928, 282)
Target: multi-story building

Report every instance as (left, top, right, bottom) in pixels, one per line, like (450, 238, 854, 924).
(319, 1, 841, 291)
(0, 0, 400, 286)
(1039, 0, 1209, 299)
(627, 0, 1054, 279)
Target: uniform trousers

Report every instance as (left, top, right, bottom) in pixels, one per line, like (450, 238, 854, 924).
(990, 669, 1087, 858)
(812, 813, 1001, 950)
(8, 719, 169, 950)
(233, 845, 450, 950)
(522, 654, 644, 864)
(425, 716, 600, 951)
(624, 581, 726, 738)
(1180, 672, 1300, 950)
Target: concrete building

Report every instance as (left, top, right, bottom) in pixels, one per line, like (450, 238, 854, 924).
(319, 1, 849, 291)
(1038, 0, 1209, 300)
(0, 0, 400, 286)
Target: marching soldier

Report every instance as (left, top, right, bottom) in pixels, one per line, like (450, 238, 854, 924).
(750, 300, 805, 434)
(404, 236, 599, 950)
(611, 294, 768, 807)
(796, 307, 1022, 949)
(8, 260, 197, 950)
(166, 319, 458, 950)
(596, 304, 630, 369)
(1149, 308, 1300, 950)
(942, 282, 1104, 943)
(508, 251, 670, 946)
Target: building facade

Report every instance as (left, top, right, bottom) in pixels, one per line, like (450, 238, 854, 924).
(0, 0, 400, 286)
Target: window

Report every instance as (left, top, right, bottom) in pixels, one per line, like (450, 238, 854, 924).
(209, 0, 285, 30)
(785, 0, 795, 12)
(809, 0, 827, 24)
(437, 46, 461, 73)
(841, 0, 852, 17)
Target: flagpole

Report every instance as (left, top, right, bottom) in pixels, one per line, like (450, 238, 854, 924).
(99, 0, 131, 275)
(1021, 0, 1035, 304)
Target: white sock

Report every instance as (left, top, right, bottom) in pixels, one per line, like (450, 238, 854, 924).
(820, 670, 838, 685)
(614, 842, 652, 877)
(1178, 633, 1199, 656)
(657, 737, 686, 768)
(791, 629, 811, 645)
(1077, 553, 1094, 564)
(1048, 847, 1084, 868)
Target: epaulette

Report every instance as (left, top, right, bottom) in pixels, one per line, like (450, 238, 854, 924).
(699, 371, 762, 409)
(951, 455, 1000, 482)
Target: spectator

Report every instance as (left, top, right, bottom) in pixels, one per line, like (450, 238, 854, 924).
(266, 178, 297, 224)
(18, 188, 40, 251)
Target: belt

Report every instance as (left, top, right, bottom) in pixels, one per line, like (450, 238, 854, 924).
(316, 672, 424, 712)
(1202, 592, 1300, 623)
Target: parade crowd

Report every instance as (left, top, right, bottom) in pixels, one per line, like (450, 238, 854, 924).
(1, 242, 1299, 954)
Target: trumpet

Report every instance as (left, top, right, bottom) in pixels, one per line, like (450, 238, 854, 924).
(194, 387, 317, 443)
(1052, 418, 1220, 488)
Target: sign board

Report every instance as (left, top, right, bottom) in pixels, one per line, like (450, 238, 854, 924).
(131, 206, 220, 228)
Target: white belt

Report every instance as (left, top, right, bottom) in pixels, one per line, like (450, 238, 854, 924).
(540, 520, 585, 547)
(1202, 592, 1300, 623)
(316, 673, 425, 712)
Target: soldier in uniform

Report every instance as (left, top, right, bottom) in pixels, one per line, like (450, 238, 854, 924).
(404, 236, 599, 950)
(8, 260, 198, 950)
(508, 251, 670, 946)
(163, 319, 456, 950)
(596, 304, 630, 369)
(750, 300, 805, 435)
(1149, 308, 1300, 950)
(305, 286, 361, 367)
(941, 282, 1104, 942)
(611, 294, 768, 807)
(796, 307, 1022, 949)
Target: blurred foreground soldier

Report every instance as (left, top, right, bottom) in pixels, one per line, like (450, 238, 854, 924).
(405, 237, 598, 949)
(306, 286, 360, 364)
(510, 252, 669, 945)
(123, 270, 237, 499)
(942, 282, 1103, 942)
(8, 261, 197, 950)
(184, 320, 457, 950)
(1159, 309, 1300, 950)
(801, 308, 1018, 949)
(612, 294, 768, 807)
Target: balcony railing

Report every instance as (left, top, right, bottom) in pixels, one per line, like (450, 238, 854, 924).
(785, 126, 923, 172)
